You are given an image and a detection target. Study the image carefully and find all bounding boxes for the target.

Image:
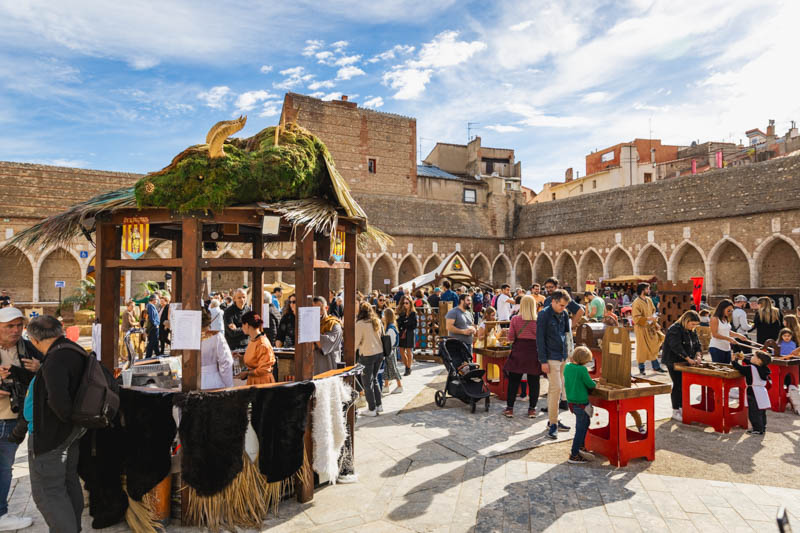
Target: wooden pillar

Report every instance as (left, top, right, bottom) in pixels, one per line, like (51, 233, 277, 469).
(252, 235, 264, 315)
(96, 222, 121, 371)
(316, 237, 331, 298)
(180, 218, 202, 392)
(173, 234, 182, 299)
(343, 226, 357, 366)
(294, 226, 315, 504)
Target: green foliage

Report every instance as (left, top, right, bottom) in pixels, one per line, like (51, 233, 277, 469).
(62, 278, 96, 310)
(135, 125, 333, 212)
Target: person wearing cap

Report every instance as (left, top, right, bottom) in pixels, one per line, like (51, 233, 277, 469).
(0, 307, 39, 530)
(144, 294, 161, 358)
(427, 287, 441, 309)
(732, 295, 753, 355)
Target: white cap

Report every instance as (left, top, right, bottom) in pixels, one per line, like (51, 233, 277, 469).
(0, 307, 24, 323)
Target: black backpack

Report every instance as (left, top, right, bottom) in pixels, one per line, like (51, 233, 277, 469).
(57, 341, 120, 429)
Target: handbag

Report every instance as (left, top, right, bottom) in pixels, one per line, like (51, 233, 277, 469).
(380, 325, 392, 358)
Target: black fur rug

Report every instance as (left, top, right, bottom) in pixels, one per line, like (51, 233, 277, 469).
(251, 381, 315, 482)
(78, 423, 128, 529)
(119, 389, 177, 501)
(176, 389, 253, 496)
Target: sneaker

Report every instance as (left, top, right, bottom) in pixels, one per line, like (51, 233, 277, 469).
(547, 424, 558, 440)
(672, 409, 683, 422)
(404, 367, 411, 376)
(376, 405, 384, 414)
(638, 369, 646, 376)
(355, 396, 367, 409)
(578, 447, 594, 458)
(746, 429, 764, 435)
(568, 453, 589, 464)
(654, 367, 667, 374)
(557, 421, 571, 432)
(336, 474, 358, 484)
(0, 514, 33, 531)
(392, 386, 404, 394)
(358, 409, 378, 417)
(528, 408, 537, 418)
(502, 408, 514, 418)
(558, 400, 568, 410)
(637, 425, 646, 435)
(381, 387, 392, 396)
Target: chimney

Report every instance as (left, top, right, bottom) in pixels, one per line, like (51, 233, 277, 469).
(341, 95, 348, 101)
(767, 119, 775, 138)
(565, 167, 573, 182)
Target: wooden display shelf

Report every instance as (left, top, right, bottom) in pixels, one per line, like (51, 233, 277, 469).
(474, 347, 511, 357)
(591, 377, 671, 400)
(674, 362, 741, 379)
(770, 357, 800, 367)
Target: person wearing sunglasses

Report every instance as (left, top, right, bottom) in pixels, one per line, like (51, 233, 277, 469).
(397, 295, 418, 375)
(276, 296, 297, 348)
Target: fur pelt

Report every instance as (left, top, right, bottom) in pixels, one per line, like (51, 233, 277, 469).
(176, 389, 253, 496)
(119, 389, 177, 501)
(78, 424, 128, 529)
(311, 377, 352, 484)
(251, 381, 315, 482)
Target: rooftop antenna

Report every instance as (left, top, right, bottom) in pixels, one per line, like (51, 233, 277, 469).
(418, 137, 433, 163)
(468, 122, 480, 142)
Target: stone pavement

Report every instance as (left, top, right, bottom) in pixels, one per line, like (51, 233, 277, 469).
(8, 360, 799, 531)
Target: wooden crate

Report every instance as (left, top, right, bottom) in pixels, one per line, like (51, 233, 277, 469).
(674, 362, 741, 379)
(601, 326, 632, 388)
(591, 377, 671, 400)
(696, 326, 711, 352)
(657, 281, 694, 330)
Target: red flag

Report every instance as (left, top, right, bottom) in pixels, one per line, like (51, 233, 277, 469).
(715, 150, 723, 168)
(691, 159, 697, 174)
(690, 277, 704, 311)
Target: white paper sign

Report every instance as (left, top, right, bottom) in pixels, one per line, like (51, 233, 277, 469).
(91, 323, 102, 362)
(297, 306, 320, 344)
(171, 310, 202, 350)
(383, 278, 390, 285)
(262, 303, 270, 329)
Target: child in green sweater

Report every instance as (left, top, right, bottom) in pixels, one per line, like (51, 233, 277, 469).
(564, 346, 596, 464)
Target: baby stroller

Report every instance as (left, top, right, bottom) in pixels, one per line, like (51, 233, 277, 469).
(435, 338, 491, 413)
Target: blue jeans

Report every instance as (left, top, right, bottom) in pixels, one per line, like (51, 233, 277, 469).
(638, 358, 663, 373)
(571, 405, 590, 456)
(145, 326, 160, 357)
(0, 419, 20, 517)
(709, 347, 731, 364)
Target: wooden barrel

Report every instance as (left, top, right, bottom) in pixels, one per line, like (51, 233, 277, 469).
(575, 322, 606, 349)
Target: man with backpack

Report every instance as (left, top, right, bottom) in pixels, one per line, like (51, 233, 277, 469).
(23, 315, 91, 533)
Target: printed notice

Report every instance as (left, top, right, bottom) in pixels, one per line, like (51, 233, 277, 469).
(92, 324, 102, 361)
(171, 310, 202, 350)
(608, 342, 623, 355)
(297, 306, 320, 344)
(262, 303, 270, 329)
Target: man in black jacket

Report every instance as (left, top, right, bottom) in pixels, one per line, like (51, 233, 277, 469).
(25, 315, 86, 533)
(224, 288, 251, 351)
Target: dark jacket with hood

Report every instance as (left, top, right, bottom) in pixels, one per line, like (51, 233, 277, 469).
(661, 322, 702, 366)
(223, 303, 251, 351)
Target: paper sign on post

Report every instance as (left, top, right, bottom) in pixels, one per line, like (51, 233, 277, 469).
(171, 310, 202, 350)
(262, 303, 270, 329)
(91, 324, 102, 362)
(297, 306, 320, 344)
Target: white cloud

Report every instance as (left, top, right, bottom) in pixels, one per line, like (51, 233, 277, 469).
(130, 56, 159, 70)
(198, 86, 231, 109)
(309, 91, 325, 98)
(315, 51, 334, 63)
(510, 20, 534, 31)
(308, 79, 336, 90)
(302, 39, 324, 56)
(363, 96, 384, 108)
(234, 90, 276, 112)
(334, 54, 361, 66)
(581, 91, 612, 104)
(274, 66, 314, 89)
(369, 44, 415, 63)
(321, 92, 343, 101)
(383, 68, 432, 100)
(259, 102, 281, 117)
(260, 65, 273, 73)
(331, 40, 349, 51)
(336, 66, 365, 80)
(506, 102, 587, 128)
(412, 31, 486, 69)
(486, 124, 521, 133)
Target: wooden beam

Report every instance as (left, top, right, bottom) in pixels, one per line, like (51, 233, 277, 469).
(252, 235, 263, 318)
(108, 207, 265, 226)
(313, 260, 350, 270)
(104, 258, 183, 270)
(294, 226, 315, 504)
(95, 223, 121, 371)
(180, 217, 202, 393)
(315, 238, 331, 297)
(343, 228, 357, 367)
(200, 257, 295, 271)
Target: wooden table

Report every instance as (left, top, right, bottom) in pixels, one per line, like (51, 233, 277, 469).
(675, 363, 747, 433)
(585, 378, 671, 467)
(767, 357, 800, 412)
(474, 347, 510, 400)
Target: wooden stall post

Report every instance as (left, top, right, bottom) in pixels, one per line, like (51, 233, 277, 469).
(316, 236, 331, 298)
(180, 217, 202, 392)
(96, 222, 121, 371)
(343, 226, 357, 366)
(294, 226, 315, 504)
(173, 233, 182, 298)
(252, 234, 263, 316)
(601, 326, 632, 388)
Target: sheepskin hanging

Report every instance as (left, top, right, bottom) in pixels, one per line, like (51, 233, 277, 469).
(250, 381, 315, 482)
(311, 377, 352, 484)
(119, 389, 177, 501)
(78, 425, 128, 529)
(176, 389, 253, 496)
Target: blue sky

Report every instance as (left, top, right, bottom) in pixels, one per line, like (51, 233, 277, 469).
(1, 0, 798, 191)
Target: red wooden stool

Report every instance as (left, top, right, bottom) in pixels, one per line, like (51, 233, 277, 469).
(478, 352, 509, 401)
(585, 395, 655, 467)
(681, 371, 747, 433)
(766, 363, 799, 413)
(588, 348, 603, 379)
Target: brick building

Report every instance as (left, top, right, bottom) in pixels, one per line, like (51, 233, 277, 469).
(1, 92, 800, 308)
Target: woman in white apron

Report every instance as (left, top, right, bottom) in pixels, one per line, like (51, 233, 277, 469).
(732, 352, 772, 435)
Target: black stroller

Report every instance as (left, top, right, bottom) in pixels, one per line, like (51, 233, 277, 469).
(434, 338, 491, 413)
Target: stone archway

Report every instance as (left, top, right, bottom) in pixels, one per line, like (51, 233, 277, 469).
(371, 254, 395, 293)
(636, 245, 668, 281)
(555, 252, 578, 290)
(710, 239, 750, 295)
(471, 254, 490, 284)
(398, 254, 421, 285)
(606, 246, 634, 278)
(758, 237, 800, 288)
(514, 253, 532, 289)
(578, 249, 603, 288)
(491, 255, 511, 286)
(533, 253, 554, 284)
(671, 242, 705, 282)
(39, 248, 81, 302)
(357, 254, 371, 294)
(0, 247, 33, 302)
(130, 248, 171, 299)
(211, 252, 248, 294)
(423, 254, 441, 274)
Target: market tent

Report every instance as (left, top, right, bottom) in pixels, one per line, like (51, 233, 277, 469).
(602, 275, 658, 286)
(391, 251, 490, 293)
(264, 281, 294, 307)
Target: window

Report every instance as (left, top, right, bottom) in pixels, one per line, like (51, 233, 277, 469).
(551, 193, 556, 200)
(644, 172, 652, 183)
(463, 188, 476, 203)
(592, 180, 597, 189)
(368, 158, 376, 174)
(579, 184, 584, 193)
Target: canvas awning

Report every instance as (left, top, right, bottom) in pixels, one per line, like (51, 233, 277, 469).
(391, 251, 489, 293)
(601, 275, 658, 286)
